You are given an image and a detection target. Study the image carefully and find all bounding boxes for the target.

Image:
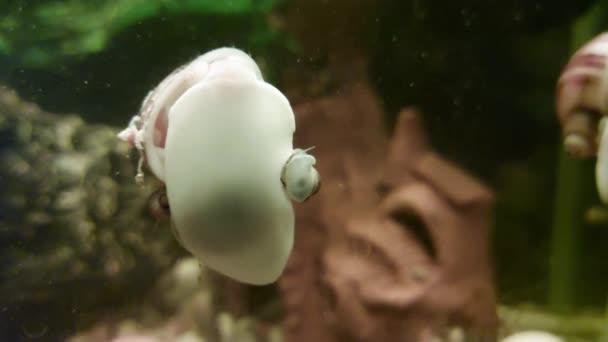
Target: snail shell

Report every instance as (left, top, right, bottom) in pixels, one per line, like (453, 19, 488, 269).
(556, 32, 608, 203)
(556, 32, 608, 157)
(118, 48, 320, 284)
(281, 148, 321, 202)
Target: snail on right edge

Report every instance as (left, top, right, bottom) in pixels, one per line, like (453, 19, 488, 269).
(556, 32, 608, 202)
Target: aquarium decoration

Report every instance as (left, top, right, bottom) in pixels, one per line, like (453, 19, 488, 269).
(0, 0, 282, 68)
(276, 84, 497, 341)
(118, 47, 320, 285)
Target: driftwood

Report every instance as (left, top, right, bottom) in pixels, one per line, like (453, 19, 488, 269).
(280, 83, 498, 342)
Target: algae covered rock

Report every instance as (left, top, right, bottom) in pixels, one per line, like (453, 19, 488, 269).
(0, 85, 183, 340)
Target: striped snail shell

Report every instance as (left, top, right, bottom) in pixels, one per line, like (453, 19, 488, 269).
(556, 32, 608, 157)
(556, 32, 608, 202)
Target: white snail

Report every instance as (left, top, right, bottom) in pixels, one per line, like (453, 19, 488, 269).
(118, 47, 320, 285)
(557, 32, 608, 203)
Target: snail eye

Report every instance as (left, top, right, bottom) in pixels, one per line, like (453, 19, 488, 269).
(148, 187, 171, 220)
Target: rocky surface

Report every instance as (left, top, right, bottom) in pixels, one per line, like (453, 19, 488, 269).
(0, 85, 184, 340)
(67, 257, 283, 342)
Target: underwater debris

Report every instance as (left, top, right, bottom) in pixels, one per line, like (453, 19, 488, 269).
(278, 82, 497, 342)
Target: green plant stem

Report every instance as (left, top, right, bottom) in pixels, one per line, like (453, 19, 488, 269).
(548, 153, 594, 313)
(548, 0, 608, 315)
